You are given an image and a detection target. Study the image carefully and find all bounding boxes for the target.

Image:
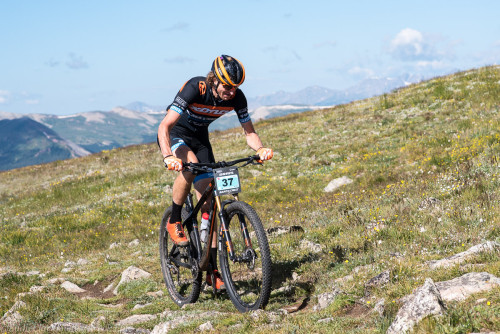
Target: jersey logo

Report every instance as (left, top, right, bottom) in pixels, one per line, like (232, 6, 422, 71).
(199, 81, 206, 95)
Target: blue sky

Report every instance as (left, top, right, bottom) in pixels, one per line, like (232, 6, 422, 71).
(1, 0, 499, 115)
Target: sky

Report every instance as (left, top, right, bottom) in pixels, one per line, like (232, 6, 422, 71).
(1, 0, 499, 116)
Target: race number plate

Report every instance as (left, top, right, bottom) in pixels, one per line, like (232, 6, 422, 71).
(214, 167, 241, 195)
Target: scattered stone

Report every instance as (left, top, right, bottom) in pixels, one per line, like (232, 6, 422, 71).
(324, 176, 353, 192)
(436, 272, 500, 302)
(77, 258, 89, 266)
(90, 315, 107, 330)
(133, 303, 152, 310)
(61, 281, 86, 293)
(120, 327, 151, 334)
(104, 282, 115, 294)
(152, 311, 225, 333)
(314, 287, 343, 310)
(372, 299, 385, 316)
(198, 321, 214, 331)
(109, 242, 121, 249)
(47, 277, 66, 285)
(365, 270, 390, 289)
(146, 290, 164, 298)
(1, 300, 26, 327)
(300, 239, 323, 254)
(117, 314, 157, 327)
(387, 278, 446, 334)
(128, 239, 140, 247)
(29, 285, 45, 293)
(427, 241, 500, 269)
(418, 197, 441, 210)
(267, 225, 304, 237)
(47, 322, 95, 332)
(318, 317, 334, 323)
(113, 266, 152, 295)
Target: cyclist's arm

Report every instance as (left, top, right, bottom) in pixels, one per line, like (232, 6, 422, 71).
(158, 109, 182, 158)
(240, 120, 264, 151)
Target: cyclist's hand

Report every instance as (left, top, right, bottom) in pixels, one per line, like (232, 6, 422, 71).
(163, 155, 183, 171)
(257, 147, 273, 162)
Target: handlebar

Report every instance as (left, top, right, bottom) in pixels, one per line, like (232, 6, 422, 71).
(183, 155, 261, 174)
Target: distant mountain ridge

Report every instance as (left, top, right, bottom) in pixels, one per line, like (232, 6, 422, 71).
(0, 74, 423, 170)
(0, 118, 90, 170)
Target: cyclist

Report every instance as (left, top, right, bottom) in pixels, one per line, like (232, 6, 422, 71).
(158, 55, 273, 289)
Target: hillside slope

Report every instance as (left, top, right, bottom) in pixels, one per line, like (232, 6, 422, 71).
(0, 66, 499, 333)
(0, 118, 90, 171)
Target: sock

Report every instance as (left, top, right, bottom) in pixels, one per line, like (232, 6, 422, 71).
(210, 247, 218, 270)
(170, 201, 183, 223)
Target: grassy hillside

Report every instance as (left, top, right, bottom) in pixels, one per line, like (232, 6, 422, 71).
(1, 66, 499, 333)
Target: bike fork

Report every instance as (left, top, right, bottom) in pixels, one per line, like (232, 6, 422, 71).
(215, 195, 237, 260)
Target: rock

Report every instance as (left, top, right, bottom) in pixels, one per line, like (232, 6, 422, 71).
(314, 287, 343, 310)
(61, 281, 86, 293)
(1, 300, 26, 327)
(373, 299, 385, 316)
(117, 314, 156, 327)
(267, 225, 304, 237)
(324, 176, 353, 192)
(365, 270, 390, 289)
(109, 242, 121, 249)
(198, 321, 214, 331)
(387, 278, 446, 334)
(435, 272, 500, 302)
(418, 197, 441, 210)
(300, 239, 323, 254)
(128, 239, 140, 247)
(47, 322, 95, 332)
(120, 327, 151, 334)
(152, 311, 225, 333)
(427, 241, 500, 269)
(114, 266, 152, 295)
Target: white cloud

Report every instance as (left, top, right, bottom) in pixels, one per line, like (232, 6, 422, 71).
(389, 28, 454, 62)
(25, 99, 40, 105)
(162, 22, 189, 32)
(0, 90, 10, 104)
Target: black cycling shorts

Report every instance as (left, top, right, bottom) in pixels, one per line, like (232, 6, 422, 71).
(168, 125, 215, 164)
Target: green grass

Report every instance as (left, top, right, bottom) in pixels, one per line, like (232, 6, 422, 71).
(1, 66, 499, 333)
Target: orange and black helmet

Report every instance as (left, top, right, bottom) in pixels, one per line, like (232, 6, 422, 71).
(211, 55, 245, 87)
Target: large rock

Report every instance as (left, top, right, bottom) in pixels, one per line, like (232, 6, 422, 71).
(387, 278, 446, 334)
(324, 176, 353, 192)
(113, 266, 152, 295)
(427, 241, 499, 269)
(435, 272, 500, 302)
(117, 314, 157, 327)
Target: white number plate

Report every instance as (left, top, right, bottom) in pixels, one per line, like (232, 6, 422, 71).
(214, 167, 241, 195)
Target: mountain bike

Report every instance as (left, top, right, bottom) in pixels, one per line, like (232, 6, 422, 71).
(159, 155, 272, 312)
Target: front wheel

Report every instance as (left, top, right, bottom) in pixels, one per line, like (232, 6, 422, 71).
(218, 201, 272, 312)
(159, 206, 201, 306)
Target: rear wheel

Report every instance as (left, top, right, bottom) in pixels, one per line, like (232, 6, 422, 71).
(159, 206, 201, 306)
(218, 201, 272, 312)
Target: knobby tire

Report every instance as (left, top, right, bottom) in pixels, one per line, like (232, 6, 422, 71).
(159, 206, 202, 306)
(218, 201, 272, 312)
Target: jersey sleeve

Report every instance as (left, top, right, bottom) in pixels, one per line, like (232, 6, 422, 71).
(169, 78, 201, 115)
(234, 90, 251, 123)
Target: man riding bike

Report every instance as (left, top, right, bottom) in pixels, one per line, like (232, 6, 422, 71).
(157, 55, 273, 289)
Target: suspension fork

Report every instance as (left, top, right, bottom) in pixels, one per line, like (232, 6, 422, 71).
(232, 195, 253, 249)
(216, 195, 237, 261)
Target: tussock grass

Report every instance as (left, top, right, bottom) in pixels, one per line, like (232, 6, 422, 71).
(1, 66, 499, 332)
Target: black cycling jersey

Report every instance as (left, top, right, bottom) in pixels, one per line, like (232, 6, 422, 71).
(167, 76, 251, 132)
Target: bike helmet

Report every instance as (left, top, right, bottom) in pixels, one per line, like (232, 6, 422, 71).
(211, 55, 245, 87)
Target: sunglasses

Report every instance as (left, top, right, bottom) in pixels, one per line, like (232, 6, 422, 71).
(221, 84, 238, 90)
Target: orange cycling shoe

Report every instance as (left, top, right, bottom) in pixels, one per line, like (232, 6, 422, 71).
(167, 220, 188, 246)
(206, 269, 225, 290)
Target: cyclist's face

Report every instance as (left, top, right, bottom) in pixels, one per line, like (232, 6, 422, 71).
(215, 81, 237, 100)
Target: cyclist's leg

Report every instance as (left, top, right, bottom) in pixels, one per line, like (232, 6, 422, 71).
(168, 139, 198, 245)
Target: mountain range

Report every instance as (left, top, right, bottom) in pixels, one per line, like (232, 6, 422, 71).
(0, 74, 424, 171)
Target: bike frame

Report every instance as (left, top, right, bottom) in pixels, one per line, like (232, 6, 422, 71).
(181, 157, 257, 272)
